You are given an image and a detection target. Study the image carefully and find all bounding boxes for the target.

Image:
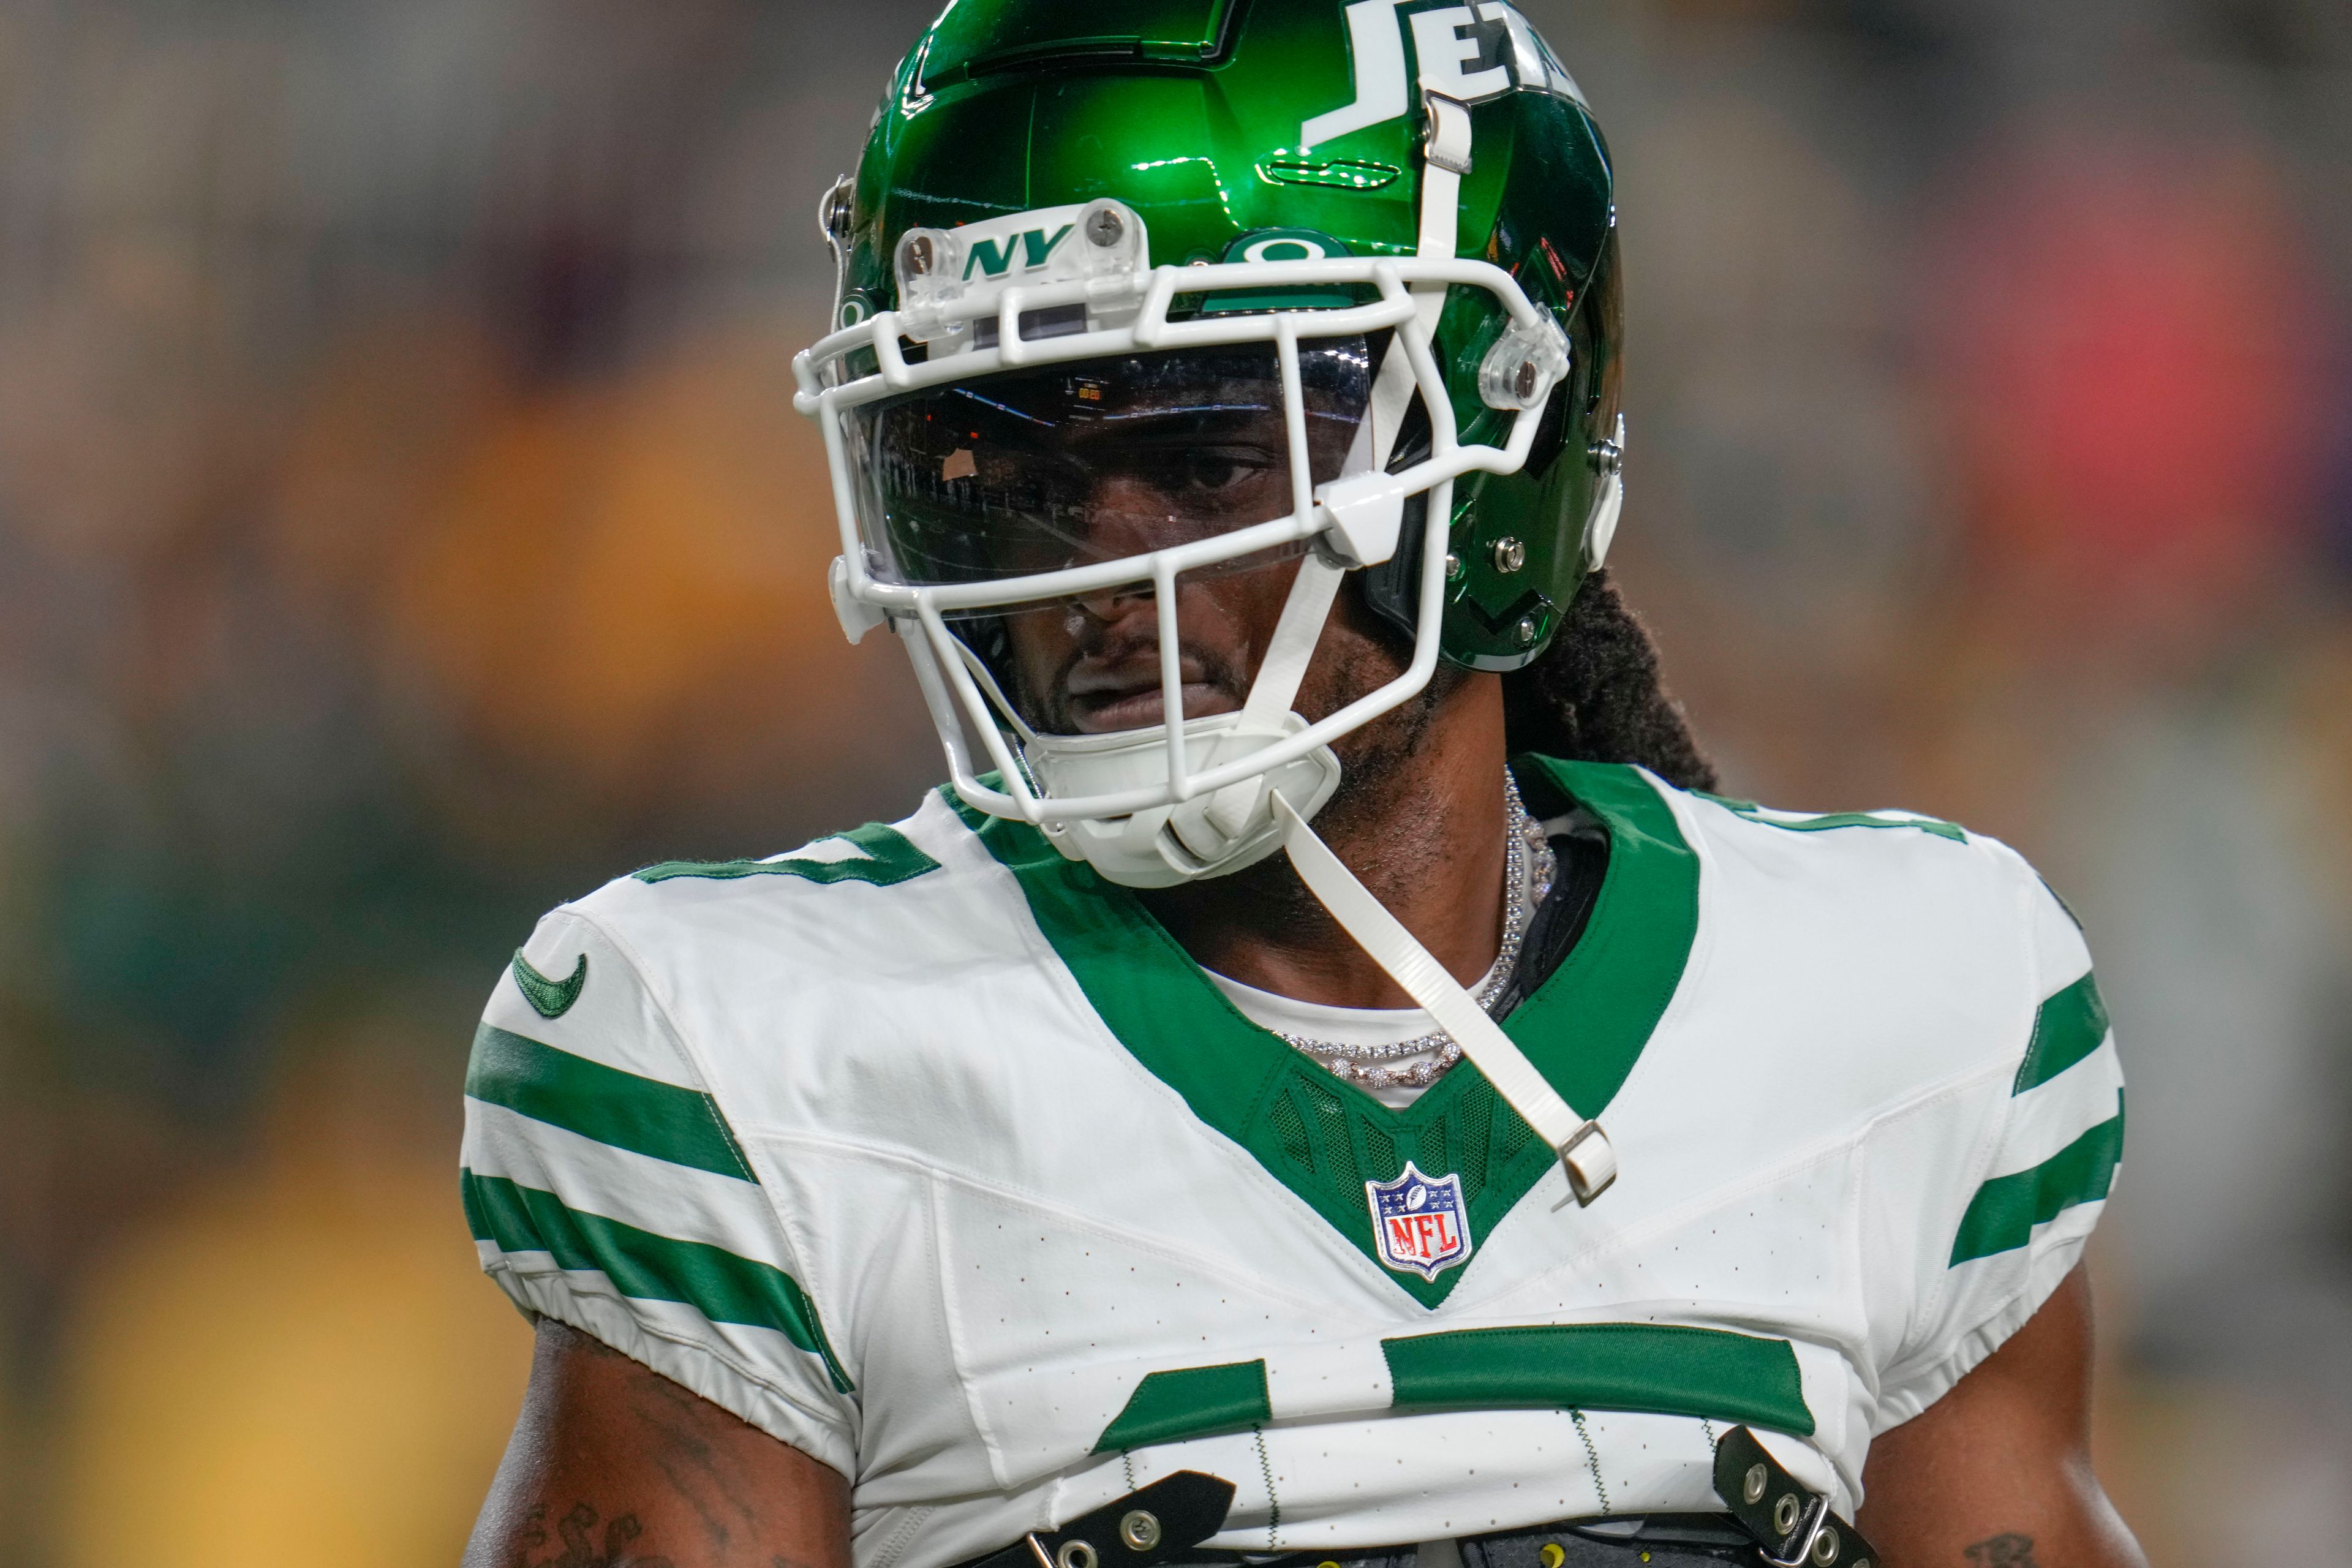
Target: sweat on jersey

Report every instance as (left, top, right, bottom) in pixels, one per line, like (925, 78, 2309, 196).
(459, 758, 2122, 1568)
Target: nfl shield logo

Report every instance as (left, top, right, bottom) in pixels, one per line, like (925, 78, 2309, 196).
(1365, 1161, 1474, 1279)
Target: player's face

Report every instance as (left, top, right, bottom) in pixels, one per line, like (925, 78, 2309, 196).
(994, 497, 1409, 747)
(1000, 541, 1298, 736)
(1003, 546, 1417, 736)
(849, 341, 1380, 736)
(987, 382, 1374, 735)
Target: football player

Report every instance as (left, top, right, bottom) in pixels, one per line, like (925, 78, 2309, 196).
(461, 5, 2146, 1567)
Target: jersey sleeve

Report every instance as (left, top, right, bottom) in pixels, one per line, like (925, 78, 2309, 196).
(459, 905, 858, 1473)
(1870, 867, 2125, 1430)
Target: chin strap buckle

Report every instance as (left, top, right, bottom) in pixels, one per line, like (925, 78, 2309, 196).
(1555, 1120, 1619, 1205)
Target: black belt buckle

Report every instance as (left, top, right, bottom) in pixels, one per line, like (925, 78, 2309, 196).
(959, 1471, 1237, 1568)
(1711, 1427, 1879, 1568)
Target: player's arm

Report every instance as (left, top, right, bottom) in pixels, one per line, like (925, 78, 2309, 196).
(465, 1317, 852, 1568)
(1855, 1266, 2144, 1568)
(462, 911, 861, 1567)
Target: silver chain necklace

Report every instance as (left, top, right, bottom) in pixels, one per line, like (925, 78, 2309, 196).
(1277, 772, 1556, 1091)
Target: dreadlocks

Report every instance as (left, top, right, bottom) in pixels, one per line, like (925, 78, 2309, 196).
(1502, 570, 1717, 793)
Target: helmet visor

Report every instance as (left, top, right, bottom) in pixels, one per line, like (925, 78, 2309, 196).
(845, 341, 1376, 601)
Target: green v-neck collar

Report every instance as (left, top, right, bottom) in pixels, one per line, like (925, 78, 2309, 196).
(944, 758, 1701, 1309)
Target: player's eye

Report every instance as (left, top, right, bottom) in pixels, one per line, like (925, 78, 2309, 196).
(1133, 445, 1277, 499)
(1182, 449, 1258, 493)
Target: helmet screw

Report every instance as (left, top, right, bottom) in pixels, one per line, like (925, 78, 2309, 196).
(1492, 537, 1526, 573)
(820, 175, 854, 248)
(906, 235, 934, 276)
(1087, 208, 1125, 247)
(1513, 616, 1538, 646)
(1515, 360, 1539, 400)
(1589, 436, 1624, 477)
(1444, 552, 1464, 581)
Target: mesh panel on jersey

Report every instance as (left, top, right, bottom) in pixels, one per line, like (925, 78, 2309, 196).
(1246, 1062, 1556, 1304)
(1452, 1080, 1496, 1200)
(1301, 1077, 1364, 1192)
(1499, 1101, 1534, 1163)
(1419, 1120, 1451, 1185)
(1264, 1066, 1528, 1212)
(1267, 1090, 1313, 1171)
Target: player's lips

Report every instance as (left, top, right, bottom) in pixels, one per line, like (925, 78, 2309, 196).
(1065, 658, 1238, 733)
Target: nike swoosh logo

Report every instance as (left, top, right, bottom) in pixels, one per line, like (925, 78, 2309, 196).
(511, 949, 588, 1019)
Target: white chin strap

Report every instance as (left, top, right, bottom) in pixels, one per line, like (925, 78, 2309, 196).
(1028, 91, 1617, 1206)
(1273, 791, 1619, 1205)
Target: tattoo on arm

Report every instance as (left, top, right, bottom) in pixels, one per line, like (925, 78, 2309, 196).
(1965, 1535, 2038, 1568)
(507, 1501, 676, 1568)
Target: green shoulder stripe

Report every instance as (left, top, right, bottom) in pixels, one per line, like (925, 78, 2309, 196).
(466, 1023, 756, 1183)
(636, 821, 939, 887)
(462, 1169, 850, 1392)
(2013, 971, 2110, 1095)
(1698, 794, 1967, 845)
(1384, 1322, 1814, 1436)
(1949, 1100, 2125, 1265)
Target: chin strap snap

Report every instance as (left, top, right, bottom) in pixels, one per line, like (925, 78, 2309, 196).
(1271, 791, 1619, 1204)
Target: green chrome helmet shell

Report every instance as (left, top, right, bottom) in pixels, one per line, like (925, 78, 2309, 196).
(827, 0, 1623, 669)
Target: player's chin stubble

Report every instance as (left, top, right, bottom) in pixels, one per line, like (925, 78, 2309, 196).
(1003, 587, 1472, 925)
(1141, 630, 1472, 934)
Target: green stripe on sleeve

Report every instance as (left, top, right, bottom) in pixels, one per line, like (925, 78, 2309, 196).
(635, 822, 940, 887)
(461, 1163, 497, 1242)
(2013, 972, 2111, 1095)
(462, 1169, 851, 1392)
(1697, 795, 1967, 845)
(1949, 1101, 2125, 1265)
(1382, 1322, 1815, 1436)
(466, 1023, 755, 1183)
(1093, 1360, 1271, 1452)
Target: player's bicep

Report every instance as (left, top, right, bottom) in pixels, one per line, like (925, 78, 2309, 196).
(465, 1317, 852, 1568)
(1856, 1268, 2144, 1568)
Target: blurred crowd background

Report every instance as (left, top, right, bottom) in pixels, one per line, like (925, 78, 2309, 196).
(1, 0, 2346, 1562)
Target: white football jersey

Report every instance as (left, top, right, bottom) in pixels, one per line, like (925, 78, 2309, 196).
(460, 760, 2122, 1568)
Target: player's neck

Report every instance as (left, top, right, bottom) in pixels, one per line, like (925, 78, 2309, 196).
(1137, 676, 1510, 1011)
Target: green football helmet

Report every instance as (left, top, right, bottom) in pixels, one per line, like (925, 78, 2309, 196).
(796, 0, 1626, 889)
